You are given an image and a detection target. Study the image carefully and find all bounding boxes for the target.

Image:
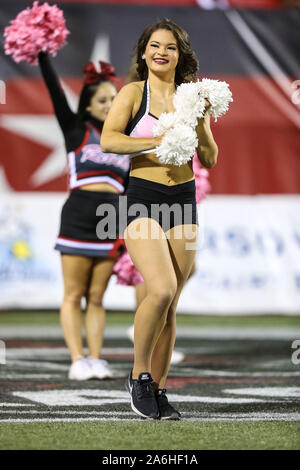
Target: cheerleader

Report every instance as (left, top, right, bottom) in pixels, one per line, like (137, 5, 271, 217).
(114, 154, 212, 365)
(38, 52, 130, 380)
(101, 19, 218, 419)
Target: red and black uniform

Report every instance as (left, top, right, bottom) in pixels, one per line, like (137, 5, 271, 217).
(38, 53, 130, 257)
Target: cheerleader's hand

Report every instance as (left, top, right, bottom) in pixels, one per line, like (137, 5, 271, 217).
(197, 99, 211, 121)
(204, 99, 211, 113)
(154, 134, 164, 147)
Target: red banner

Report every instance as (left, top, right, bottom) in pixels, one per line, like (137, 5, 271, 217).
(1, 2, 299, 194)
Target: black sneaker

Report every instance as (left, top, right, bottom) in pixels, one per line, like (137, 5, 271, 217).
(155, 389, 181, 420)
(125, 371, 159, 419)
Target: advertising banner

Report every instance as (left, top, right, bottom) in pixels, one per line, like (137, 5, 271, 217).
(0, 194, 299, 314)
(178, 196, 300, 314)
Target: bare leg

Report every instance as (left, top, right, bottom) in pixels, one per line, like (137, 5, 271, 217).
(85, 257, 116, 359)
(187, 260, 196, 282)
(151, 224, 198, 389)
(135, 283, 146, 307)
(60, 255, 93, 363)
(124, 218, 177, 380)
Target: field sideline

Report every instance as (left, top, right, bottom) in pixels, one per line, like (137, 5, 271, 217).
(0, 311, 300, 450)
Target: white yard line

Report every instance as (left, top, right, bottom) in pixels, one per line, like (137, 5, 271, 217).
(0, 417, 141, 423)
(187, 370, 300, 377)
(1, 412, 300, 423)
(223, 387, 300, 398)
(0, 410, 136, 415)
(1, 326, 300, 340)
(4, 347, 134, 358)
(0, 403, 33, 407)
(0, 374, 63, 379)
(10, 389, 270, 406)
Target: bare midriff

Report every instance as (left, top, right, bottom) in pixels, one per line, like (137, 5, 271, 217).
(79, 183, 120, 193)
(130, 152, 195, 186)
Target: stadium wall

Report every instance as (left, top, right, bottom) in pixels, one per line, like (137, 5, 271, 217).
(0, 193, 299, 314)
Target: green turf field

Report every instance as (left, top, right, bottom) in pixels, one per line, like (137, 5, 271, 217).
(1, 310, 300, 327)
(0, 311, 300, 450)
(1, 421, 299, 450)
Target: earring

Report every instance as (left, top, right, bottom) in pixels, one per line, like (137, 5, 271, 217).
(142, 54, 145, 60)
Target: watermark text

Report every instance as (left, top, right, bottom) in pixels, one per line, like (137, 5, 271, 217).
(0, 80, 6, 104)
(96, 197, 200, 251)
(291, 80, 300, 105)
(0, 340, 6, 364)
(291, 340, 300, 365)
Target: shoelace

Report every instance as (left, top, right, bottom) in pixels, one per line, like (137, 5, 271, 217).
(136, 381, 154, 399)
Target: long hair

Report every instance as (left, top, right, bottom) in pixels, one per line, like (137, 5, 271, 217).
(135, 19, 199, 85)
(77, 78, 113, 122)
(125, 57, 140, 84)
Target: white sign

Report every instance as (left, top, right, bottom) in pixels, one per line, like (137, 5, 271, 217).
(0, 194, 299, 314)
(178, 195, 300, 314)
(0, 193, 63, 308)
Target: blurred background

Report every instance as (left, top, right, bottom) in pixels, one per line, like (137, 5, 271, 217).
(0, 0, 299, 315)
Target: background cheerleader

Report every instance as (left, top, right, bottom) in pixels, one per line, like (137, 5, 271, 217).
(37, 53, 130, 381)
(4, 2, 131, 380)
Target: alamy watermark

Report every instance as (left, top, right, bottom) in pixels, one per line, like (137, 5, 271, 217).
(0, 340, 6, 365)
(95, 196, 201, 251)
(291, 340, 300, 365)
(0, 80, 6, 104)
(291, 80, 300, 105)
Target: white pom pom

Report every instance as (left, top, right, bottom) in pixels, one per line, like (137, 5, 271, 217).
(174, 82, 206, 125)
(155, 124, 198, 166)
(153, 112, 178, 137)
(198, 78, 233, 121)
(152, 78, 233, 166)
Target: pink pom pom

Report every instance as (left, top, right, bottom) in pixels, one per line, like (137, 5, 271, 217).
(113, 251, 144, 286)
(4, 1, 70, 65)
(193, 154, 211, 204)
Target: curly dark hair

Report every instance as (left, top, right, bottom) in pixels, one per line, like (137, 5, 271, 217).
(77, 78, 115, 122)
(135, 19, 199, 85)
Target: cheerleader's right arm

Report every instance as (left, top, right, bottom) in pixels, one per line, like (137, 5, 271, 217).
(101, 83, 161, 155)
(38, 52, 77, 134)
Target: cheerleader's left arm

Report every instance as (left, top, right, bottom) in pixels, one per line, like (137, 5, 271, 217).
(195, 112, 218, 169)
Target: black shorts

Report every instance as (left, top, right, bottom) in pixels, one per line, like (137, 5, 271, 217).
(55, 189, 124, 258)
(120, 177, 198, 234)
